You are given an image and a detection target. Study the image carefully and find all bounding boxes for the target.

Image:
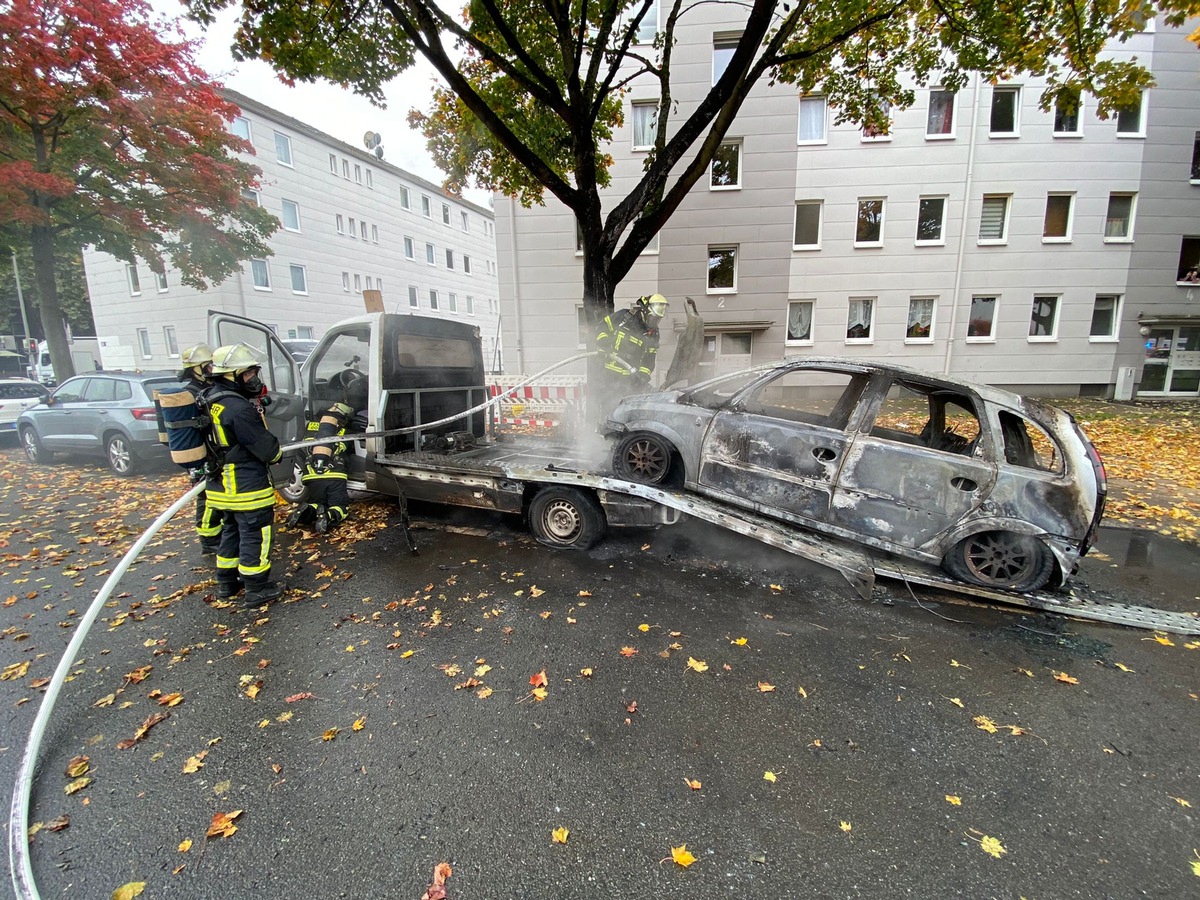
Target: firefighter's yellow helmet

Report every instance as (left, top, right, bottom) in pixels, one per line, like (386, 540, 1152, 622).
(180, 343, 214, 367)
(639, 294, 668, 318)
(210, 342, 263, 375)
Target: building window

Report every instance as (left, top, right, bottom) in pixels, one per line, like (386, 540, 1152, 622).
(408, 285, 419, 308)
(274, 132, 293, 166)
(429, 289, 439, 310)
(241, 188, 260, 206)
(861, 97, 892, 140)
(329, 153, 337, 174)
(461, 211, 470, 232)
(342, 271, 350, 292)
(348, 217, 357, 239)
(442, 204, 451, 225)
(635, 0, 657, 43)
(710, 139, 741, 190)
(155, 271, 168, 292)
(632, 101, 657, 150)
(426, 243, 436, 265)
(1043, 193, 1074, 242)
(354, 274, 361, 291)
(366, 170, 373, 189)
(399, 186, 410, 208)
(297, 326, 314, 339)
(1104, 192, 1136, 241)
(1090, 295, 1122, 341)
(926, 90, 955, 138)
(793, 201, 821, 249)
(421, 195, 431, 218)
(1116, 93, 1145, 136)
(365, 276, 373, 290)
(463, 255, 472, 274)
(448, 292, 458, 313)
(916, 197, 946, 244)
(967, 296, 997, 341)
(336, 214, 344, 234)
(786, 300, 814, 345)
(163, 325, 179, 358)
(281, 199, 301, 232)
(360, 220, 368, 241)
(137, 328, 152, 358)
(1177, 237, 1200, 282)
(290, 264, 308, 295)
(354, 164, 362, 184)
(1053, 92, 1082, 135)
(465, 295, 474, 315)
(446, 249, 455, 269)
(979, 194, 1010, 243)
(797, 95, 827, 144)
(846, 297, 875, 342)
(712, 33, 740, 84)
(1191, 133, 1200, 182)
(989, 86, 1020, 136)
(371, 224, 379, 243)
(906, 297, 935, 342)
(707, 245, 737, 293)
(342, 160, 350, 179)
(251, 259, 270, 290)
(231, 116, 251, 142)
(855, 198, 884, 246)
(1028, 295, 1060, 341)
(404, 237, 414, 259)
(127, 264, 141, 295)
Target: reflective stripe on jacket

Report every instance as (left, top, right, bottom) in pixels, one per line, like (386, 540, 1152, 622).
(596, 308, 659, 377)
(205, 387, 281, 511)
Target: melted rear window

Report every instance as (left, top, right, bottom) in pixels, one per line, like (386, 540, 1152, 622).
(396, 335, 476, 368)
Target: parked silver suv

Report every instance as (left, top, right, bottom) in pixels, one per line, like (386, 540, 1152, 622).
(17, 371, 178, 476)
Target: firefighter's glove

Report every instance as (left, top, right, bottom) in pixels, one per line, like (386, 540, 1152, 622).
(633, 372, 651, 386)
(311, 457, 332, 475)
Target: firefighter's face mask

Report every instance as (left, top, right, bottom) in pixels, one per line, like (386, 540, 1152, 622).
(240, 366, 265, 395)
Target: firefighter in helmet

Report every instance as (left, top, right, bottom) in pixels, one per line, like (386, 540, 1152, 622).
(177, 343, 223, 555)
(594, 294, 668, 421)
(287, 369, 368, 534)
(205, 343, 284, 607)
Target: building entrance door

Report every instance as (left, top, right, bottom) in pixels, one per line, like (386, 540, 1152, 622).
(1140, 326, 1200, 396)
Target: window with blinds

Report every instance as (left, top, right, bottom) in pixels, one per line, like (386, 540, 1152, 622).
(979, 195, 1009, 242)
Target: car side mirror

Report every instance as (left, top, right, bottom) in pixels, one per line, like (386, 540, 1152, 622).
(45, 395, 56, 406)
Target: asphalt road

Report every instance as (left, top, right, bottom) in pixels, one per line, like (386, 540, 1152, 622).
(1, 447, 1197, 899)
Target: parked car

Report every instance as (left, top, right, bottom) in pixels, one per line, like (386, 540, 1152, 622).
(281, 339, 318, 364)
(0, 377, 50, 434)
(605, 358, 1106, 593)
(17, 371, 179, 476)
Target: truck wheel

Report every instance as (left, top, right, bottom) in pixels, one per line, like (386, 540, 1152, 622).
(105, 433, 140, 477)
(20, 427, 53, 465)
(613, 432, 677, 485)
(528, 487, 606, 551)
(942, 531, 1055, 593)
(279, 458, 308, 503)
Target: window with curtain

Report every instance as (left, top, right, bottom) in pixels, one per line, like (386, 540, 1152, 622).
(1105, 193, 1135, 239)
(798, 96, 826, 143)
(786, 301, 814, 343)
(906, 298, 935, 340)
(926, 90, 954, 136)
(632, 102, 657, 149)
(1089, 295, 1121, 339)
(846, 297, 874, 341)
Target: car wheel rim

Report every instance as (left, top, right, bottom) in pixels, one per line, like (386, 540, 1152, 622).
(22, 432, 37, 461)
(962, 532, 1034, 584)
(626, 438, 667, 481)
(109, 439, 131, 473)
(540, 499, 582, 543)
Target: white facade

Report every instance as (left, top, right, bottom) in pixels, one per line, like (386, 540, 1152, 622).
(496, 16, 1200, 398)
(84, 89, 503, 371)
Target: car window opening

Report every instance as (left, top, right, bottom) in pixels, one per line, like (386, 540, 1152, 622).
(999, 411, 1063, 473)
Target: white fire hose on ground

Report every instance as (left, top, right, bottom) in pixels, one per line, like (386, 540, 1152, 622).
(8, 350, 612, 899)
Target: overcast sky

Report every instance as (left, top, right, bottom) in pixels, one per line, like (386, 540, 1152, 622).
(152, 0, 491, 205)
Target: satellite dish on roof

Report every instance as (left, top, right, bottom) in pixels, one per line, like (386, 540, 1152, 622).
(373, 145, 384, 159)
(363, 130, 378, 149)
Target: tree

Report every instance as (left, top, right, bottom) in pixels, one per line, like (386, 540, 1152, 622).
(0, 0, 277, 383)
(0, 243, 94, 344)
(186, 0, 1196, 322)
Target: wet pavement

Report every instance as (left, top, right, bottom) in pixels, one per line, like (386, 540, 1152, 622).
(1, 454, 1197, 899)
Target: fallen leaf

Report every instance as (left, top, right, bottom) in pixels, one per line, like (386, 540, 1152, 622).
(420, 861, 452, 900)
(731, 637, 747, 646)
(973, 716, 999, 734)
(949, 697, 965, 708)
(638, 623, 651, 632)
(284, 692, 315, 703)
(530, 586, 545, 598)
(670, 844, 697, 867)
(400, 650, 415, 659)
(619, 646, 637, 658)
(551, 826, 569, 844)
(1170, 796, 1192, 808)
(65, 756, 90, 778)
(531, 687, 548, 701)
(579, 668, 593, 677)
(946, 795, 962, 806)
(474, 664, 491, 678)
(978, 834, 1006, 859)
(797, 686, 808, 699)
(1149, 633, 1175, 646)
(276, 711, 293, 723)
(178, 839, 192, 852)
(1114, 663, 1135, 673)
(1017, 668, 1034, 677)
(1191, 850, 1200, 877)
(686, 657, 708, 673)
(839, 821, 852, 833)
(758, 681, 776, 693)
(1, 660, 30, 680)
(476, 686, 493, 699)
(157, 692, 184, 707)
(1053, 672, 1079, 685)
(578, 590, 591, 597)
(352, 717, 366, 731)
(112, 882, 146, 900)
(763, 771, 777, 783)
(206, 809, 242, 839)
(124, 666, 152, 684)
(64, 776, 92, 796)
(769, 584, 782, 592)
(538, 610, 550, 619)
(322, 728, 340, 741)
(43, 814, 69, 832)
(116, 712, 168, 750)
(181, 755, 205, 774)
(684, 778, 702, 790)
(530, 670, 548, 688)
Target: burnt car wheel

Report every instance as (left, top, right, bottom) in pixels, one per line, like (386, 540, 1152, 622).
(106, 433, 140, 477)
(613, 432, 677, 486)
(943, 531, 1055, 593)
(279, 456, 308, 503)
(528, 486, 606, 551)
(20, 427, 53, 465)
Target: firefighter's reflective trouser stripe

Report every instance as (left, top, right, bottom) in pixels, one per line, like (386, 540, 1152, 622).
(190, 467, 223, 541)
(301, 467, 349, 525)
(216, 507, 274, 587)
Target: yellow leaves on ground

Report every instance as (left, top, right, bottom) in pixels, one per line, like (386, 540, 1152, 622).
(1170, 796, 1192, 808)
(65, 756, 90, 778)
(974, 716, 999, 734)
(64, 777, 91, 795)
(157, 692, 184, 707)
(476, 686, 493, 699)
(730, 637, 747, 646)
(530, 586, 545, 598)
(1017, 668, 1034, 678)
(684, 778, 702, 790)
(206, 809, 242, 839)
(638, 623, 651, 632)
(352, 716, 367, 731)
(669, 844, 697, 867)
(620, 646, 638, 658)
(579, 667, 593, 677)
(529, 670, 548, 688)
(530, 687, 548, 701)
(116, 712, 168, 750)
(758, 682, 776, 693)
(686, 657, 708, 673)
(763, 771, 777, 783)
(112, 882, 146, 900)
(1, 660, 31, 680)
(1191, 849, 1200, 878)
(178, 839, 192, 852)
(978, 834, 1007, 859)
(1148, 633, 1176, 647)
(124, 665, 152, 684)
(948, 697, 965, 708)
(797, 686, 808, 699)
(1053, 671, 1079, 685)
(551, 826, 569, 844)
(1114, 663, 1136, 673)
(181, 751, 206, 774)
(946, 795, 962, 806)
(839, 821, 852, 833)
(322, 728, 340, 741)
(474, 664, 491, 678)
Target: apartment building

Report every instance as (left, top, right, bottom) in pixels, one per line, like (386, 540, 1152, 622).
(495, 16, 1200, 398)
(84, 89, 503, 371)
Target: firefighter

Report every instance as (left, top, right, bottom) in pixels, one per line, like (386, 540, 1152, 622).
(287, 370, 368, 534)
(176, 343, 223, 555)
(205, 343, 284, 607)
(594, 294, 668, 422)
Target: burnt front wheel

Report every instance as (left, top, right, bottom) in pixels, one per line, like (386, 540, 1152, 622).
(942, 531, 1055, 593)
(613, 432, 677, 485)
(528, 487, 606, 551)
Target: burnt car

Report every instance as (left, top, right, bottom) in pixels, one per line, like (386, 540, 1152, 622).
(605, 359, 1106, 593)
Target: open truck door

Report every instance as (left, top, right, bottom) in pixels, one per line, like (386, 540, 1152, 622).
(207, 311, 306, 484)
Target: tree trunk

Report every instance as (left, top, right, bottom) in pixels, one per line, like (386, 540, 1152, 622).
(582, 250, 618, 426)
(30, 224, 75, 383)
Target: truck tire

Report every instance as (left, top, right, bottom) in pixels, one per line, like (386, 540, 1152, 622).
(528, 486, 606, 551)
(613, 432, 678, 486)
(942, 531, 1055, 593)
(105, 432, 140, 477)
(20, 427, 53, 465)
(279, 457, 308, 503)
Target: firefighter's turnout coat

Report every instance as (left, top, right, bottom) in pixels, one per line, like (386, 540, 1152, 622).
(596, 308, 660, 380)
